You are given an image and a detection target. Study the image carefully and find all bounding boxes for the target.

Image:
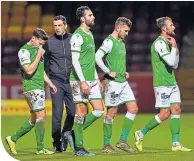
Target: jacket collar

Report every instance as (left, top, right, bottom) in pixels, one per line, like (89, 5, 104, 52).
(54, 32, 69, 40)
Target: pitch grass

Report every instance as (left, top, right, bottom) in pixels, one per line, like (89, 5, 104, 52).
(1, 114, 194, 161)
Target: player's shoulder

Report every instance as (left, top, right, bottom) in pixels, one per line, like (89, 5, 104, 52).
(18, 48, 30, 57)
(154, 39, 167, 49)
(103, 38, 113, 46)
(71, 33, 83, 42)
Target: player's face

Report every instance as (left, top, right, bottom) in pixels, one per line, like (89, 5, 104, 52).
(32, 37, 46, 47)
(53, 20, 66, 35)
(164, 20, 175, 36)
(118, 24, 130, 40)
(83, 9, 95, 27)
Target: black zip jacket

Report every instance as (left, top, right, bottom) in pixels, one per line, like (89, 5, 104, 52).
(43, 33, 72, 84)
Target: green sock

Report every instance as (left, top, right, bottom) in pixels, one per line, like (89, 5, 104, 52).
(170, 115, 180, 143)
(103, 116, 113, 145)
(82, 112, 98, 130)
(73, 115, 84, 148)
(34, 120, 45, 151)
(74, 123, 84, 148)
(11, 120, 34, 143)
(141, 115, 161, 135)
(120, 117, 134, 142)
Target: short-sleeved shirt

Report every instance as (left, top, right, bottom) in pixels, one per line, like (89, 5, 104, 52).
(99, 35, 126, 83)
(70, 27, 95, 81)
(18, 44, 44, 92)
(151, 36, 177, 87)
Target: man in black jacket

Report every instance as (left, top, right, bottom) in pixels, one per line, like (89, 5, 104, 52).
(43, 15, 75, 152)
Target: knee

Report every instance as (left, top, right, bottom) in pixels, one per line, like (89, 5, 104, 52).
(158, 110, 170, 120)
(128, 105, 138, 114)
(127, 102, 138, 114)
(171, 106, 181, 115)
(107, 110, 117, 119)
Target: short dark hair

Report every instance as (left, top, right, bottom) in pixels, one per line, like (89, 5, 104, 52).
(54, 15, 67, 24)
(156, 17, 172, 30)
(76, 6, 91, 19)
(115, 17, 132, 28)
(32, 28, 48, 40)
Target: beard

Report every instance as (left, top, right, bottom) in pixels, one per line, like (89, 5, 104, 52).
(86, 20, 95, 28)
(167, 30, 176, 37)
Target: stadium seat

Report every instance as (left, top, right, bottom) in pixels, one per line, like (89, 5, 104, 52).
(1, 27, 7, 41)
(9, 16, 25, 26)
(12, 1, 27, 7)
(40, 25, 54, 36)
(23, 26, 37, 40)
(26, 5, 41, 17)
(2, 15, 9, 28)
(41, 14, 55, 26)
(11, 7, 25, 17)
(7, 26, 23, 41)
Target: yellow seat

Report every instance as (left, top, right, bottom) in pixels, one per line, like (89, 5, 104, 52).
(41, 14, 55, 26)
(2, 15, 9, 27)
(1, 27, 7, 40)
(7, 26, 23, 41)
(11, 7, 25, 17)
(13, 1, 27, 7)
(26, 5, 41, 17)
(25, 15, 40, 26)
(40, 25, 54, 36)
(10, 16, 25, 26)
(23, 26, 37, 40)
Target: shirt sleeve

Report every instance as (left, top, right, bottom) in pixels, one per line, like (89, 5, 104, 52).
(18, 49, 31, 66)
(99, 38, 113, 54)
(70, 33, 83, 52)
(155, 40, 169, 57)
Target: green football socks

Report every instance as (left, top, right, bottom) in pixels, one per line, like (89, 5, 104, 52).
(11, 119, 34, 143)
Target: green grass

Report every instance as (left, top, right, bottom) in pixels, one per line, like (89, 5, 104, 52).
(1, 114, 194, 161)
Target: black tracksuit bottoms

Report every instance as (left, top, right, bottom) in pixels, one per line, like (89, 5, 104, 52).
(50, 79, 75, 146)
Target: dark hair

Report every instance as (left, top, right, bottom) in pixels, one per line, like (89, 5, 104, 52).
(54, 15, 67, 24)
(115, 17, 132, 28)
(32, 28, 48, 40)
(76, 6, 91, 19)
(156, 17, 172, 30)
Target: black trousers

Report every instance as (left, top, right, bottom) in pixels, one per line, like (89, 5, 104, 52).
(50, 79, 75, 146)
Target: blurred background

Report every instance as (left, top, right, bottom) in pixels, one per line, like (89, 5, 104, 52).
(1, 1, 194, 113)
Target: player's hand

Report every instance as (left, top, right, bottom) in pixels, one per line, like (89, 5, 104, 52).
(125, 72, 130, 79)
(50, 83, 57, 94)
(37, 46, 45, 57)
(81, 81, 91, 96)
(167, 36, 177, 48)
(107, 71, 116, 79)
(97, 79, 103, 92)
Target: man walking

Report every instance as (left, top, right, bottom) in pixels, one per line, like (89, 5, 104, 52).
(43, 15, 75, 152)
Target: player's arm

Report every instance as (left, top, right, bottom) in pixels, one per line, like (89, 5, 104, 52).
(18, 47, 44, 76)
(95, 39, 116, 78)
(172, 48, 179, 69)
(70, 34, 85, 81)
(155, 40, 177, 66)
(95, 39, 112, 73)
(44, 71, 57, 93)
(71, 34, 90, 95)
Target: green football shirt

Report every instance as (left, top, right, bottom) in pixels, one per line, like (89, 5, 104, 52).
(18, 44, 44, 92)
(151, 36, 177, 87)
(70, 27, 95, 81)
(99, 35, 126, 83)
